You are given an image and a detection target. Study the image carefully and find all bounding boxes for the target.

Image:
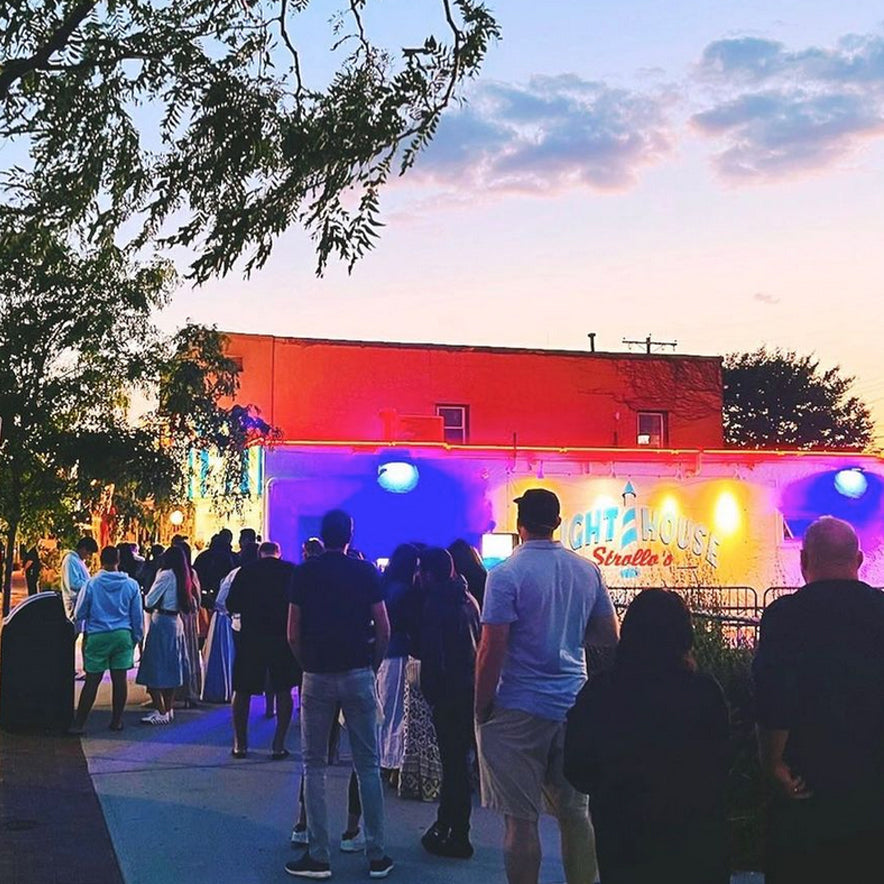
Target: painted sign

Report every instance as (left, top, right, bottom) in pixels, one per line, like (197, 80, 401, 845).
(562, 482, 724, 578)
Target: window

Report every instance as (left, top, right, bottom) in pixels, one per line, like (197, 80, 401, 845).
(436, 404, 469, 444)
(637, 411, 666, 447)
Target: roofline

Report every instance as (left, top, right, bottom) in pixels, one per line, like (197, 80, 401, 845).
(260, 439, 881, 464)
(222, 331, 722, 363)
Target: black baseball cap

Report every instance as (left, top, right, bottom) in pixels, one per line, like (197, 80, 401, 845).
(514, 489, 561, 530)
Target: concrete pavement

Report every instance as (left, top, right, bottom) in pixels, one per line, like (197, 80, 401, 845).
(71, 679, 763, 884)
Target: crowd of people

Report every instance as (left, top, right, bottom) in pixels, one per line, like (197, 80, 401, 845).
(56, 492, 884, 884)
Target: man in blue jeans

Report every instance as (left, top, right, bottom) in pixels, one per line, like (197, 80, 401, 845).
(286, 509, 393, 879)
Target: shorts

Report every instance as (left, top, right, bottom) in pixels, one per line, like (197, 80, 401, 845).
(477, 705, 589, 822)
(232, 633, 301, 694)
(84, 629, 135, 673)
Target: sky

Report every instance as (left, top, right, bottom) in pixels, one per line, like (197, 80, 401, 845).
(160, 1, 884, 444)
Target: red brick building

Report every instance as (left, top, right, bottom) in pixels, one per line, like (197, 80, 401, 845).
(224, 334, 724, 449)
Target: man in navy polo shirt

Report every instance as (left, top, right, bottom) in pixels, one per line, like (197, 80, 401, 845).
(286, 509, 393, 880)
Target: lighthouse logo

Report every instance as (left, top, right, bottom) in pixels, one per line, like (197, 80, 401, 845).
(562, 481, 721, 578)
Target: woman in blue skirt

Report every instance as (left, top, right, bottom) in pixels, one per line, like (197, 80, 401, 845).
(136, 546, 192, 725)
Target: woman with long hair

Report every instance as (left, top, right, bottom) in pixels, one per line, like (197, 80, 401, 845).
(377, 543, 419, 780)
(173, 540, 203, 707)
(447, 539, 487, 609)
(136, 546, 193, 724)
(398, 545, 443, 803)
(564, 589, 730, 884)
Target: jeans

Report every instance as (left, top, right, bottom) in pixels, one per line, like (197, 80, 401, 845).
(431, 697, 475, 834)
(300, 668, 385, 863)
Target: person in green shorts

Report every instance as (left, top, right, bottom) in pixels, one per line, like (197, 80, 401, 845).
(70, 545, 145, 734)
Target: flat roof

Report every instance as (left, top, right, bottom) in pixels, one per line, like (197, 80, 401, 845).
(222, 332, 721, 363)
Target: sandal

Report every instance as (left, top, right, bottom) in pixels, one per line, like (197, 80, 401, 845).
(270, 749, 291, 761)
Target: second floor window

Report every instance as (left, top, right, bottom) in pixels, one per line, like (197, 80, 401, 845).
(436, 404, 469, 444)
(637, 411, 666, 447)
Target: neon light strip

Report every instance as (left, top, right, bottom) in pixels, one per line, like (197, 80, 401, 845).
(267, 439, 883, 464)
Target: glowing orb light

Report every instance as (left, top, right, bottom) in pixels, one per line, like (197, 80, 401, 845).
(377, 461, 419, 494)
(714, 491, 741, 535)
(169, 509, 185, 527)
(834, 469, 868, 499)
(660, 494, 680, 517)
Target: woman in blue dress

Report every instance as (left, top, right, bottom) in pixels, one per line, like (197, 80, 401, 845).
(136, 546, 193, 725)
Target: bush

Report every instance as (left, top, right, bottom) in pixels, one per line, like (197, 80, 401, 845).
(693, 615, 764, 871)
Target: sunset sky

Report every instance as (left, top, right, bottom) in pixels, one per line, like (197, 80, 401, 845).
(160, 1, 884, 444)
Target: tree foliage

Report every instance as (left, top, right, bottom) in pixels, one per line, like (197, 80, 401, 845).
(1, 0, 500, 280)
(0, 218, 275, 610)
(723, 348, 874, 450)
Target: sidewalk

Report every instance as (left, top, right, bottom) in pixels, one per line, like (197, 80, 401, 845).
(73, 679, 762, 884)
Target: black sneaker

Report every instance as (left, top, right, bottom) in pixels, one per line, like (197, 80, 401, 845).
(285, 854, 332, 878)
(368, 856, 394, 878)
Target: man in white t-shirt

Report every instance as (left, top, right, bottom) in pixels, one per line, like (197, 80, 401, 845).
(475, 489, 619, 884)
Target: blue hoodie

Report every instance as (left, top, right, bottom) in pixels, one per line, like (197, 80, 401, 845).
(74, 570, 144, 642)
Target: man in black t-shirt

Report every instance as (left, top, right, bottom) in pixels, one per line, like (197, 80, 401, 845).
(226, 541, 299, 759)
(754, 516, 884, 884)
(285, 509, 394, 880)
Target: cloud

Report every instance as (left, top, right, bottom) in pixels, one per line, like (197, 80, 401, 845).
(692, 32, 884, 180)
(414, 74, 672, 194)
(753, 291, 780, 305)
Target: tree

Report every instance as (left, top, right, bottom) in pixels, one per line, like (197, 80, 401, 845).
(0, 218, 275, 613)
(722, 348, 874, 450)
(1, 1, 500, 280)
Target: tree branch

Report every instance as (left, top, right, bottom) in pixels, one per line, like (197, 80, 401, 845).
(0, 1, 98, 100)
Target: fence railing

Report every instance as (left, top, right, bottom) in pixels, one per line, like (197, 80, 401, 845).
(607, 585, 802, 642)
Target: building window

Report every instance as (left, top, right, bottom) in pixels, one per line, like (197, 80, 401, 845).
(436, 404, 469, 444)
(637, 411, 666, 447)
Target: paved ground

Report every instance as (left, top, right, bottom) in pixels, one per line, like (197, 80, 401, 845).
(1, 571, 764, 884)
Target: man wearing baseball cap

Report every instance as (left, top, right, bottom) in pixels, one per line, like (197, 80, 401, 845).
(475, 488, 619, 884)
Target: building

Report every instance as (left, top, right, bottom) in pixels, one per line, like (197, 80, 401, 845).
(224, 334, 724, 450)
(183, 333, 884, 593)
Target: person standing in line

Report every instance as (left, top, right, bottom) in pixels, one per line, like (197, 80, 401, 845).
(69, 546, 144, 734)
(173, 539, 203, 705)
(448, 538, 487, 609)
(226, 541, 299, 758)
(416, 547, 481, 859)
(475, 489, 619, 884)
(286, 509, 394, 880)
(60, 537, 99, 621)
(564, 589, 730, 883)
(22, 543, 42, 596)
(377, 543, 418, 784)
(753, 516, 884, 884)
(136, 546, 191, 725)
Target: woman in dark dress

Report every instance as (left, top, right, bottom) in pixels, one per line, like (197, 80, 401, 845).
(564, 589, 730, 884)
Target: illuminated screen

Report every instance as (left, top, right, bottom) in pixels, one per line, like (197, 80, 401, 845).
(481, 533, 518, 562)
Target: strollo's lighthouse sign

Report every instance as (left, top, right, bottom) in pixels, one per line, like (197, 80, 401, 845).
(561, 481, 723, 576)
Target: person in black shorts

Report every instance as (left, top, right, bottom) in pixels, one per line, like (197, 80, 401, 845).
(226, 541, 300, 759)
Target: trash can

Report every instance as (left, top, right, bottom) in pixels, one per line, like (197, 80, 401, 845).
(0, 591, 75, 733)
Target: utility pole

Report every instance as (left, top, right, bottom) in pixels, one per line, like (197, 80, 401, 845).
(622, 334, 678, 354)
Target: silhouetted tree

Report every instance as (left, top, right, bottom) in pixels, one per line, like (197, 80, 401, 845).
(723, 348, 874, 450)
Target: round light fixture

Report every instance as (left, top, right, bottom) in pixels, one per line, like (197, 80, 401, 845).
(834, 469, 868, 499)
(377, 461, 419, 494)
(169, 509, 185, 527)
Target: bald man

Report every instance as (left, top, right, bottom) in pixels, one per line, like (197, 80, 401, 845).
(753, 516, 884, 884)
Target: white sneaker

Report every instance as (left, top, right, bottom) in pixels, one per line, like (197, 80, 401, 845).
(340, 828, 365, 852)
(141, 711, 171, 725)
